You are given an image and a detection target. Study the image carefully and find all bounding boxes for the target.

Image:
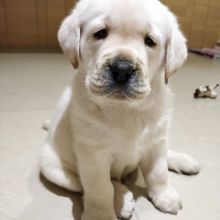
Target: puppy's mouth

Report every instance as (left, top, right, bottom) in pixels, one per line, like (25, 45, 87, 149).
(89, 58, 150, 100)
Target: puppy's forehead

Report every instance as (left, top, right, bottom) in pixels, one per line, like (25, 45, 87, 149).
(109, 0, 163, 26)
(83, 0, 169, 36)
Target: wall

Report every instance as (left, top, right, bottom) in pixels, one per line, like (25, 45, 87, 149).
(162, 0, 220, 48)
(0, 0, 76, 48)
(0, 0, 220, 49)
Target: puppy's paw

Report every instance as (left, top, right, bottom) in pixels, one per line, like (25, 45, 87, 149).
(113, 181, 135, 219)
(148, 185, 182, 215)
(117, 191, 135, 219)
(177, 154, 201, 175)
(168, 151, 201, 175)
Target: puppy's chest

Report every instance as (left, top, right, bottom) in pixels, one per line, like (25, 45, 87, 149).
(107, 115, 150, 179)
(106, 112, 151, 148)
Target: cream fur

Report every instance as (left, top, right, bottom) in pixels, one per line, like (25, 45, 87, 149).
(40, 0, 200, 219)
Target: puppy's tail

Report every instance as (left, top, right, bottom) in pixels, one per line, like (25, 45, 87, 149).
(167, 150, 201, 175)
(42, 119, 51, 131)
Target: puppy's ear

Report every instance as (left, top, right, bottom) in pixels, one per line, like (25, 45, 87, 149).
(165, 20, 187, 84)
(58, 11, 80, 69)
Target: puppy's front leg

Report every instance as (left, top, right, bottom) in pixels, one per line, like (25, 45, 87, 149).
(140, 135, 182, 214)
(77, 152, 117, 220)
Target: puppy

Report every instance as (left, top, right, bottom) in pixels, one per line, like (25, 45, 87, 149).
(40, 0, 200, 219)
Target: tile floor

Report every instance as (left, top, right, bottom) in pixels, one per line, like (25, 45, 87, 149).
(0, 53, 219, 220)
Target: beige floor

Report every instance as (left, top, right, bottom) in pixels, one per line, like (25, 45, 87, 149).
(0, 53, 219, 220)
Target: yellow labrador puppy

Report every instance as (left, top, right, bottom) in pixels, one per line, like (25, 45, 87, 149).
(40, 0, 200, 219)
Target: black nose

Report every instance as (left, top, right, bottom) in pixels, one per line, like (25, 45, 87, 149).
(110, 60, 134, 84)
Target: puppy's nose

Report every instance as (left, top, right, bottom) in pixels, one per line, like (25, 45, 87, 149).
(110, 60, 134, 84)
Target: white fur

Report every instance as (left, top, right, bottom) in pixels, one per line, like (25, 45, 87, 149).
(40, 0, 200, 219)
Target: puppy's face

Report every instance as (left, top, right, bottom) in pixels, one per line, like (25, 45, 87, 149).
(59, 0, 187, 103)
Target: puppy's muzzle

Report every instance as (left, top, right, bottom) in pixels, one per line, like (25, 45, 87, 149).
(109, 60, 134, 84)
(89, 56, 150, 100)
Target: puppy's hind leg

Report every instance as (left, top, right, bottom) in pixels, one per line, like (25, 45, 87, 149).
(42, 119, 51, 131)
(40, 142, 83, 192)
(168, 150, 201, 175)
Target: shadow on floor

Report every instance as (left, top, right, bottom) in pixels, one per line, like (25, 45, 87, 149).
(40, 173, 83, 220)
(39, 170, 148, 220)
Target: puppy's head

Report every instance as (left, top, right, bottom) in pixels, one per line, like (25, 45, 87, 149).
(58, 0, 187, 103)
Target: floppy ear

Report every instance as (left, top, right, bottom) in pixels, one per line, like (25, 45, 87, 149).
(165, 22, 187, 84)
(58, 11, 80, 69)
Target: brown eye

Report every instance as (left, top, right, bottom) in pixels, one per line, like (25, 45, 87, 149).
(144, 35, 156, 48)
(94, 29, 108, 40)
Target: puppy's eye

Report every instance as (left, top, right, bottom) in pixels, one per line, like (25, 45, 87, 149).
(94, 29, 108, 40)
(144, 35, 157, 48)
